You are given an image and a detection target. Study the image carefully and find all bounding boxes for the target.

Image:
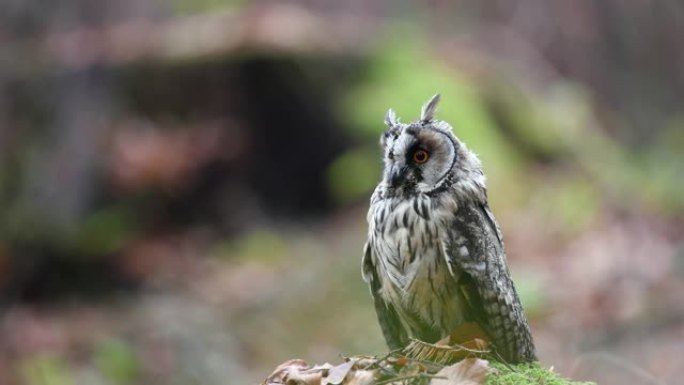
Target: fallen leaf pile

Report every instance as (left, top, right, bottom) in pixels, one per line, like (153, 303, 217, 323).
(263, 354, 490, 385)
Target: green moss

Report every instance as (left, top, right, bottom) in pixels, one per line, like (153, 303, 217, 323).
(486, 362, 595, 385)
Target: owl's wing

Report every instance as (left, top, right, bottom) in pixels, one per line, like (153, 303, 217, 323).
(444, 201, 536, 363)
(362, 242, 409, 350)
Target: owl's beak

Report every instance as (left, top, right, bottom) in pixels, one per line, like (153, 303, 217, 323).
(386, 165, 408, 188)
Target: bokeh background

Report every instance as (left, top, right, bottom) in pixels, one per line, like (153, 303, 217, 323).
(1, 1, 683, 384)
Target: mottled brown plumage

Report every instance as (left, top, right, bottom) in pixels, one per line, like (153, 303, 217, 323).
(362, 95, 536, 363)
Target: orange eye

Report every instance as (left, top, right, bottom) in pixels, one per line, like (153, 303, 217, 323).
(412, 149, 430, 164)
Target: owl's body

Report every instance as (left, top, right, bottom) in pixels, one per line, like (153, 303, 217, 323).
(362, 95, 536, 363)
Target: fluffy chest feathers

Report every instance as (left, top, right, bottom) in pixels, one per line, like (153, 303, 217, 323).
(366, 191, 466, 333)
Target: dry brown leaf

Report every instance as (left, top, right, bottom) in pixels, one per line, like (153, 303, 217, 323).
(447, 323, 491, 346)
(264, 360, 340, 385)
(429, 358, 489, 385)
(264, 359, 310, 384)
(350, 357, 379, 369)
(286, 370, 323, 385)
(307, 363, 334, 372)
(345, 370, 375, 385)
(321, 360, 354, 385)
(435, 335, 452, 346)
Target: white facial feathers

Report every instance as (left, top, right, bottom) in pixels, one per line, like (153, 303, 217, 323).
(377, 95, 487, 199)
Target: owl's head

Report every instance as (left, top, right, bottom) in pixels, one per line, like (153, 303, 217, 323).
(379, 95, 486, 198)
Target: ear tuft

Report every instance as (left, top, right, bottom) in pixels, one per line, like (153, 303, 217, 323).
(420, 94, 441, 122)
(384, 108, 398, 127)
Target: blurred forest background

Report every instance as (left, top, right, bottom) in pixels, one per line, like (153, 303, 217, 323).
(1, 1, 683, 384)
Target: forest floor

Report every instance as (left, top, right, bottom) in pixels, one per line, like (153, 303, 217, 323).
(1, 204, 682, 385)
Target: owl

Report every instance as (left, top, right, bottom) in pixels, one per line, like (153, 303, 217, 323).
(362, 95, 537, 363)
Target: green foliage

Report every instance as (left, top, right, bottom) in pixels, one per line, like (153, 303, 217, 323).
(531, 175, 600, 236)
(341, 31, 521, 175)
(335, 30, 528, 205)
(94, 338, 140, 385)
(19, 354, 74, 385)
(171, 0, 244, 15)
(216, 229, 289, 263)
(511, 272, 547, 318)
(487, 362, 595, 385)
(635, 119, 684, 215)
(327, 146, 381, 204)
(71, 206, 139, 257)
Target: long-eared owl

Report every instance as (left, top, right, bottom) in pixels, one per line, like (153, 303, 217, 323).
(362, 95, 536, 363)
